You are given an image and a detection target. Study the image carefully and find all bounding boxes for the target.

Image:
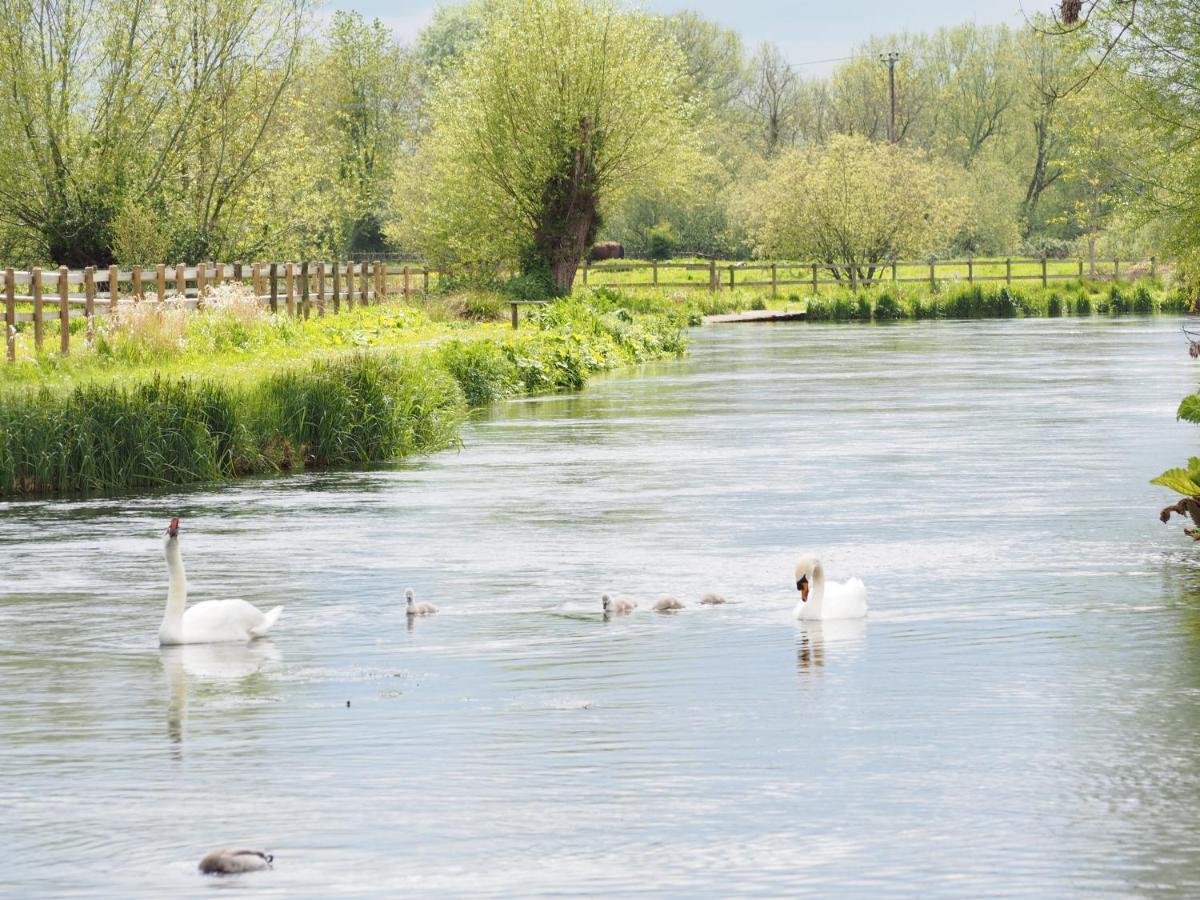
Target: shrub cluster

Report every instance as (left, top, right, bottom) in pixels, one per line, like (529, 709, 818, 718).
(804, 280, 1187, 321)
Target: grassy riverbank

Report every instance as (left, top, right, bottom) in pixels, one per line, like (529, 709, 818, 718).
(603, 277, 1189, 320)
(0, 288, 688, 497)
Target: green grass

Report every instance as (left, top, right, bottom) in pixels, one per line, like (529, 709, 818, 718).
(0, 288, 689, 497)
(578, 256, 1152, 291)
(598, 277, 1187, 321)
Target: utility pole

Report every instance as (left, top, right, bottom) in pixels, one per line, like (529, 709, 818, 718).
(880, 50, 900, 143)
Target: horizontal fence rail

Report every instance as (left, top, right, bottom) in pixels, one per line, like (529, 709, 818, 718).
(1, 261, 441, 361)
(578, 255, 1160, 294)
(0, 254, 1163, 361)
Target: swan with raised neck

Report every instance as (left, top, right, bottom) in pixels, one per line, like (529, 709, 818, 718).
(159, 518, 283, 645)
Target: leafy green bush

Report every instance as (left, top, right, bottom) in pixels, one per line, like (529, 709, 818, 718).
(1109, 285, 1130, 314)
(438, 339, 520, 407)
(1133, 285, 1156, 314)
(874, 293, 903, 320)
(645, 221, 678, 260)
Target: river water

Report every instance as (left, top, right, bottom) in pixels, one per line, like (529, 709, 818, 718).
(3, 319, 1200, 897)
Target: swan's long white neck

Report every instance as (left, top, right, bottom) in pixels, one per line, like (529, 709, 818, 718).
(160, 536, 187, 644)
(808, 562, 826, 614)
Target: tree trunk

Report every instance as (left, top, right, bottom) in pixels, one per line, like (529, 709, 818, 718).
(531, 118, 600, 296)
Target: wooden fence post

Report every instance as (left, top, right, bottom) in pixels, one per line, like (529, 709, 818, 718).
(3, 269, 14, 361)
(771, 263, 777, 297)
(1041, 255, 1048, 288)
(285, 263, 295, 316)
(32, 268, 44, 350)
(316, 262, 326, 316)
(269, 263, 279, 313)
(3, 267, 13, 362)
(300, 260, 310, 319)
(1078, 258, 1084, 279)
(728, 264, 735, 290)
(84, 267, 95, 347)
(652, 260, 658, 287)
(332, 262, 341, 313)
(233, 261, 243, 284)
(511, 302, 519, 329)
(176, 263, 186, 298)
(812, 263, 819, 295)
(928, 258, 936, 290)
(132, 265, 142, 301)
(5, 268, 16, 361)
(708, 258, 717, 293)
(403, 265, 411, 301)
(359, 261, 369, 306)
(967, 259, 974, 284)
(196, 262, 206, 299)
(58, 266, 70, 355)
(108, 265, 120, 319)
(156, 264, 166, 302)
(251, 263, 261, 301)
(422, 267, 430, 294)
(376, 262, 385, 301)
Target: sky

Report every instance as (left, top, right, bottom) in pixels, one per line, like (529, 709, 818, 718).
(325, 0, 1060, 74)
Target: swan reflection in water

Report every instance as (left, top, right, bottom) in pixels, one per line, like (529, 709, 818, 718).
(797, 618, 866, 674)
(161, 641, 282, 752)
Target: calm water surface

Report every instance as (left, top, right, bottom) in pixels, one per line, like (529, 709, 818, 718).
(4, 319, 1200, 897)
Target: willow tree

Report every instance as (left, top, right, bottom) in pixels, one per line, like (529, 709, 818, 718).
(397, 0, 692, 295)
(741, 134, 967, 287)
(0, 0, 309, 266)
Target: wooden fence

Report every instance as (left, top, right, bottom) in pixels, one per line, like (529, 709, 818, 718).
(1, 261, 439, 361)
(1, 254, 1164, 361)
(579, 255, 1160, 293)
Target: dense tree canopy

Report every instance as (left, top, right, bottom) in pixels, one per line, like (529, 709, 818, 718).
(393, 0, 692, 294)
(740, 135, 967, 284)
(0, 0, 1191, 275)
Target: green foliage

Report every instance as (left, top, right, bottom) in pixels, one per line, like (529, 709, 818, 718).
(1178, 395, 1200, 426)
(740, 135, 968, 282)
(437, 340, 519, 407)
(646, 222, 680, 261)
(1153, 458, 1200, 498)
(393, 0, 694, 290)
(0, 289, 687, 496)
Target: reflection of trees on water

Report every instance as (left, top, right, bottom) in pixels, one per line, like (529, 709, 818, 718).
(160, 642, 281, 757)
(796, 619, 866, 675)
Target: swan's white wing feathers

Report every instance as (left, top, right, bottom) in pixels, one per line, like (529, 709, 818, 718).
(181, 598, 281, 643)
(824, 578, 869, 619)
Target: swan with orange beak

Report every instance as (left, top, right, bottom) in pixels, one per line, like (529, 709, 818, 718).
(794, 555, 868, 621)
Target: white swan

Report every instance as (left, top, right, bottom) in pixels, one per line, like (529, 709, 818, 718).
(602, 594, 636, 615)
(159, 519, 283, 645)
(198, 848, 273, 874)
(793, 555, 868, 621)
(405, 588, 438, 616)
(700, 593, 727, 605)
(653, 596, 685, 612)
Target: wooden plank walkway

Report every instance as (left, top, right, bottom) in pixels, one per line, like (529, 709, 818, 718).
(704, 310, 808, 324)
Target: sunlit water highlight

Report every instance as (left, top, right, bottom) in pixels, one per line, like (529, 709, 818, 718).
(4, 319, 1200, 897)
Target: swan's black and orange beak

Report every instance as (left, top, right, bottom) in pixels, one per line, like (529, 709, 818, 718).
(797, 575, 809, 602)
(166, 518, 179, 538)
